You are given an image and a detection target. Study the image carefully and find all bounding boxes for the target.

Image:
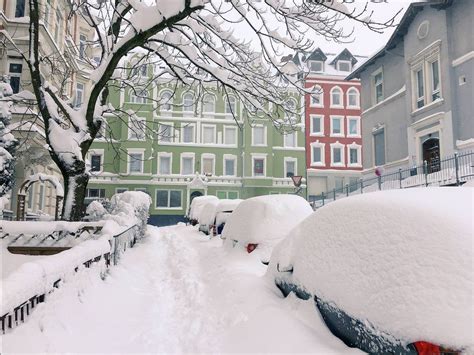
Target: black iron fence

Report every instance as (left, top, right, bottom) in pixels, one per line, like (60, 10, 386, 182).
(309, 151, 473, 209)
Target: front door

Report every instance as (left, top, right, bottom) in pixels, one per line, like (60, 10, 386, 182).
(422, 137, 440, 173)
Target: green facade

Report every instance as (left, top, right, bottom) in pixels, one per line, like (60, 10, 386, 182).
(87, 67, 307, 225)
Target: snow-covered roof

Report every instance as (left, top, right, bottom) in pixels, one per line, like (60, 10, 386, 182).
(269, 188, 474, 350)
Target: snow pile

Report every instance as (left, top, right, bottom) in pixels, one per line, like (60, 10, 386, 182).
(222, 195, 313, 262)
(109, 191, 152, 238)
(188, 195, 219, 222)
(269, 188, 474, 350)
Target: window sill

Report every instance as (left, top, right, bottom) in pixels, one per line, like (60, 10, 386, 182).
(330, 134, 345, 138)
(311, 162, 325, 167)
(348, 163, 362, 168)
(310, 133, 325, 137)
(347, 105, 361, 110)
(331, 163, 345, 168)
(347, 134, 361, 139)
(330, 105, 344, 109)
(309, 104, 324, 108)
(155, 207, 183, 210)
(410, 98, 444, 116)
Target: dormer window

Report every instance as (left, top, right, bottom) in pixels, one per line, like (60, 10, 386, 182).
(337, 60, 352, 72)
(309, 61, 324, 73)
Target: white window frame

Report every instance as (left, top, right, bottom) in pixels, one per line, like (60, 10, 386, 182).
(223, 126, 238, 146)
(225, 96, 237, 116)
(128, 116, 146, 141)
(160, 90, 173, 114)
(223, 154, 237, 177)
(158, 123, 173, 143)
(429, 58, 441, 102)
(201, 124, 216, 144)
(251, 154, 267, 177)
(88, 149, 104, 173)
(347, 116, 361, 138)
(284, 130, 297, 148)
(310, 114, 324, 137)
(182, 92, 194, 113)
(372, 67, 384, 105)
(252, 125, 267, 146)
(155, 189, 183, 210)
(346, 87, 360, 109)
(130, 89, 148, 104)
(310, 141, 325, 167)
(201, 153, 216, 176)
(158, 152, 173, 175)
(330, 115, 345, 137)
(412, 64, 425, 110)
(127, 149, 145, 174)
(373, 127, 386, 167)
(308, 60, 324, 73)
(310, 86, 324, 108)
(330, 86, 344, 108)
(181, 124, 196, 143)
(75, 82, 84, 108)
(180, 153, 195, 176)
(202, 94, 216, 115)
(337, 60, 352, 72)
(347, 143, 362, 168)
(284, 157, 297, 178)
(79, 34, 87, 60)
(330, 141, 345, 167)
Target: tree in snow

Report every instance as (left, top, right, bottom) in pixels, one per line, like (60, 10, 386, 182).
(3, 0, 398, 220)
(0, 77, 18, 204)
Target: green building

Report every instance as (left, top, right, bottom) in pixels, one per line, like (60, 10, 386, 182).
(87, 64, 307, 225)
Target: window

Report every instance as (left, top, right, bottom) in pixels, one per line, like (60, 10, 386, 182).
(15, 0, 25, 17)
(183, 93, 194, 113)
(217, 191, 239, 199)
(284, 131, 296, 147)
(373, 129, 385, 166)
(129, 153, 143, 173)
(160, 91, 173, 112)
(116, 188, 128, 194)
(9, 63, 22, 94)
(158, 154, 172, 175)
(330, 116, 344, 136)
(312, 145, 323, 165)
(135, 188, 148, 194)
(330, 87, 343, 107)
(285, 159, 296, 178)
(331, 144, 344, 166)
(225, 96, 237, 115)
(310, 115, 324, 136)
(202, 155, 215, 175)
(252, 126, 266, 146)
(337, 60, 351, 72)
(96, 119, 106, 139)
(347, 88, 360, 108)
(79, 34, 87, 59)
(347, 117, 360, 137)
(128, 117, 146, 140)
(202, 94, 215, 114)
(202, 125, 216, 144)
(159, 124, 172, 143)
(156, 190, 182, 208)
(54, 8, 63, 44)
(140, 65, 147, 76)
(431, 60, 440, 101)
(253, 157, 265, 177)
(309, 61, 323, 72)
(310, 86, 323, 107)
(182, 125, 195, 143)
(86, 188, 105, 199)
(181, 155, 194, 175)
(38, 185, 45, 210)
(45, 0, 51, 27)
(224, 156, 236, 176)
(349, 147, 360, 165)
(415, 68, 425, 108)
(130, 89, 148, 104)
(224, 126, 237, 145)
(75, 83, 84, 107)
(373, 70, 384, 104)
(90, 154, 102, 172)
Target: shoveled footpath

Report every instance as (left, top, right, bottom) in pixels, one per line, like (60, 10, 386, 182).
(2, 224, 361, 354)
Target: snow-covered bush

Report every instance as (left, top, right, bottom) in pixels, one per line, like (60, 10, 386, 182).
(109, 191, 152, 239)
(85, 200, 108, 221)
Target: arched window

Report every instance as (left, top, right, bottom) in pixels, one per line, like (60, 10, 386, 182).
(347, 87, 360, 108)
(225, 96, 237, 115)
(160, 90, 173, 111)
(183, 93, 194, 112)
(311, 86, 324, 107)
(330, 86, 343, 107)
(202, 94, 215, 113)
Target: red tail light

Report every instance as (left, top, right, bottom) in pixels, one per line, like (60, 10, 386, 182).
(414, 341, 440, 355)
(247, 243, 258, 253)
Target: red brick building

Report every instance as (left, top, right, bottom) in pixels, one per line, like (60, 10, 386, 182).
(291, 48, 366, 198)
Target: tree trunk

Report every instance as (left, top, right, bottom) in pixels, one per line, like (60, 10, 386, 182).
(61, 170, 89, 221)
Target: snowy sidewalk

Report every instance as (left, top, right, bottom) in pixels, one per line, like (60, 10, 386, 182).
(2, 225, 360, 354)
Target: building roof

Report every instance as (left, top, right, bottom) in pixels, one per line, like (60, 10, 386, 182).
(346, 0, 454, 80)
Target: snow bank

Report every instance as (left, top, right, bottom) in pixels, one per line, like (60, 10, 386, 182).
(269, 188, 474, 350)
(109, 191, 151, 238)
(222, 195, 313, 261)
(188, 195, 219, 221)
(1, 221, 103, 235)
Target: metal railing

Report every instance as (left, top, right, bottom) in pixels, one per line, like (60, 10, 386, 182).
(309, 151, 473, 209)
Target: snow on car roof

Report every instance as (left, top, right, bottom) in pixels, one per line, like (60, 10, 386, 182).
(188, 195, 219, 220)
(222, 194, 313, 253)
(197, 200, 220, 226)
(269, 188, 474, 350)
(215, 199, 243, 213)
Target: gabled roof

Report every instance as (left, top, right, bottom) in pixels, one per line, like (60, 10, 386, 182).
(346, 0, 454, 80)
(330, 48, 358, 66)
(305, 48, 327, 62)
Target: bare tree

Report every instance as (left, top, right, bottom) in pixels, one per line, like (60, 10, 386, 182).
(3, 0, 398, 220)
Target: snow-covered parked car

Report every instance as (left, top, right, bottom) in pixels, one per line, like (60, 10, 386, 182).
(186, 195, 218, 226)
(268, 188, 473, 354)
(198, 199, 243, 236)
(197, 199, 220, 235)
(222, 194, 313, 263)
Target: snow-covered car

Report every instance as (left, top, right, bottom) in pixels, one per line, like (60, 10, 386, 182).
(222, 194, 313, 263)
(197, 199, 220, 235)
(213, 199, 243, 236)
(268, 188, 473, 354)
(186, 195, 218, 226)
